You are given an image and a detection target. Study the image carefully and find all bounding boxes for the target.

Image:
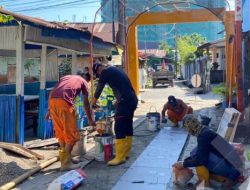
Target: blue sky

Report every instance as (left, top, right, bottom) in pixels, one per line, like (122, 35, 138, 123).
(32, 3, 101, 22)
(2, 0, 235, 23)
(2, 0, 101, 22)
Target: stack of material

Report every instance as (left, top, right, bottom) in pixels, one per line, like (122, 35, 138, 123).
(217, 108, 241, 141)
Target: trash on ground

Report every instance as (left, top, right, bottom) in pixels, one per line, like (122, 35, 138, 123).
(47, 169, 87, 190)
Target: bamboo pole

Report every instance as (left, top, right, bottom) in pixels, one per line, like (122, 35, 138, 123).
(0, 156, 59, 190)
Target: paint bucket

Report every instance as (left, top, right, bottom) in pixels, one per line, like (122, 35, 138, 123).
(146, 107, 160, 131)
(94, 134, 114, 162)
(96, 118, 115, 136)
(71, 131, 87, 157)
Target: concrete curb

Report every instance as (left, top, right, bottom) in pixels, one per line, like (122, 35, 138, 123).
(133, 116, 147, 129)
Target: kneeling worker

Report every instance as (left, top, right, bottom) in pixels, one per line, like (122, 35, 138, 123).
(161, 95, 193, 126)
(46, 75, 95, 171)
(92, 63, 138, 166)
(173, 115, 243, 189)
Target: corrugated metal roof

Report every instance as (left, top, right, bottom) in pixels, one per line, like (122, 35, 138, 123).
(0, 8, 117, 46)
(66, 22, 119, 43)
(0, 8, 72, 30)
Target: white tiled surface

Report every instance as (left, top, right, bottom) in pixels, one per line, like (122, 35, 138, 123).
(112, 127, 188, 190)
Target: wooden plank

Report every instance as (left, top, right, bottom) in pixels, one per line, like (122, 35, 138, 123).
(16, 25, 24, 96)
(0, 142, 44, 160)
(40, 45, 47, 89)
(229, 112, 241, 142)
(72, 52, 78, 75)
(24, 138, 58, 149)
(217, 108, 241, 142)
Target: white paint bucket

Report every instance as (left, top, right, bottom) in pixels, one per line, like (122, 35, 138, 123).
(94, 134, 114, 162)
(146, 107, 160, 131)
(147, 116, 160, 131)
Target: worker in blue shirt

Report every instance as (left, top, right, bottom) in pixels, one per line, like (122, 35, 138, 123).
(92, 63, 138, 166)
(173, 115, 242, 189)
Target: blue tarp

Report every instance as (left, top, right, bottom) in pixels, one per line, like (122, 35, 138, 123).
(38, 89, 54, 139)
(0, 95, 24, 144)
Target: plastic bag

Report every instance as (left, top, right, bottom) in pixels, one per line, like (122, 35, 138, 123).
(172, 166, 194, 187)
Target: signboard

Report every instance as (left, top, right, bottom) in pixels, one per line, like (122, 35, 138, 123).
(191, 74, 201, 88)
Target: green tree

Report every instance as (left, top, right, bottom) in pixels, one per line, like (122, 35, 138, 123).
(159, 41, 171, 54)
(177, 33, 206, 65)
(159, 41, 175, 63)
(0, 10, 14, 23)
(24, 59, 35, 76)
(58, 58, 72, 78)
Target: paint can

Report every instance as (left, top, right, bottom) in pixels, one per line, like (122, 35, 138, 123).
(94, 134, 113, 162)
(96, 118, 115, 136)
(146, 107, 160, 131)
(71, 131, 87, 157)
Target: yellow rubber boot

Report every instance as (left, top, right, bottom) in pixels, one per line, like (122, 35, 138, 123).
(108, 139, 126, 166)
(196, 166, 210, 187)
(59, 148, 66, 162)
(124, 136, 133, 159)
(60, 151, 81, 171)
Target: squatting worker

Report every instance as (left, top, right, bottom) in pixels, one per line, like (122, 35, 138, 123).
(92, 63, 138, 166)
(173, 115, 242, 189)
(46, 75, 95, 171)
(161, 95, 193, 127)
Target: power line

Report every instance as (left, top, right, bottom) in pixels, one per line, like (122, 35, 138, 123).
(7, 0, 99, 13)
(17, 0, 98, 12)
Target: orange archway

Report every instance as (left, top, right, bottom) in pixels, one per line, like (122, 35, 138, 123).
(126, 9, 235, 98)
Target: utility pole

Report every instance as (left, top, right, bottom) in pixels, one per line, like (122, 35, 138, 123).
(173, 24, 178, 76)
(235, 0, 243, 112)
(144, 26, 147, 54)
(111, 0, 116, 42)
(117, 0, 126, 46)
(117, 0, 127, 70)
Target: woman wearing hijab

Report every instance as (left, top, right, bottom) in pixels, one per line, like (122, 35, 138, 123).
(173, 115, 243, 189)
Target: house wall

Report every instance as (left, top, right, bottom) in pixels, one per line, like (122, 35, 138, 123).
(0, 26, 17, 50)
(216, 48, 226, 70)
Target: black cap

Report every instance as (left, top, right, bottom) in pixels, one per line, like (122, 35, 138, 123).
(93, 63, 102, 75)
(168, 95, 177, 106)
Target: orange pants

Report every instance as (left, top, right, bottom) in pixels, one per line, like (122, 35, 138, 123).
(49, 99, 80, 146)
(167, 106, 193, 124)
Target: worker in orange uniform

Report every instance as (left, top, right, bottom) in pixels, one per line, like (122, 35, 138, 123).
(92, 63, 138, 166)
(161, 95, 193, 127)
(46, 75, 95, 171)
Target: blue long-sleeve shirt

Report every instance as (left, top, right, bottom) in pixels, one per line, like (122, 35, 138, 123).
(183, 127, 243, 171)
(94, 66, 137, 103)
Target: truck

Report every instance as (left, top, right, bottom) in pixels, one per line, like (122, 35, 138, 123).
(150, 61, 175, 88)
